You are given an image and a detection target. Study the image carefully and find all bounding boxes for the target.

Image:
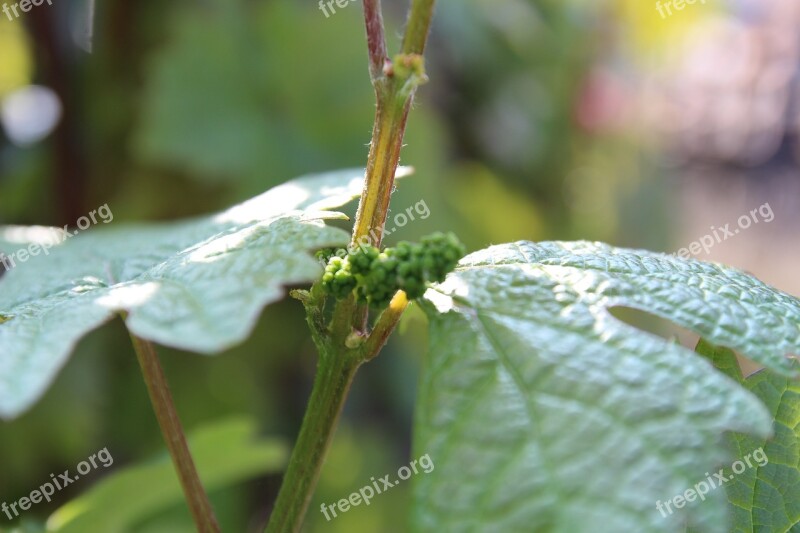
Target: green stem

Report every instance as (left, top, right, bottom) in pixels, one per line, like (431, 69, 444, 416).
(129, 333, 220, 533)
(402, 0, 437, 55)
(265, 349, 362, 533)
(265, 1, 437, 530)
(362, 291, 409, 361)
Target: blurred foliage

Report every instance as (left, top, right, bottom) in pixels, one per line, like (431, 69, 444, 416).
(48, 417, 287, 532)
(0, 23, 32, 97)
(0, 0, 676, 530)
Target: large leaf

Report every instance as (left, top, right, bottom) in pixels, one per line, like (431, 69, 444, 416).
(0, 168, 409, 420)
(695, 339, 800, 532)
(413, 241, 800, 533)
(46, 417, 288, 532)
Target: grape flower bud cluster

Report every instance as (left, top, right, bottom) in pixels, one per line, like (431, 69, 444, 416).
(319, 232, 465, 309)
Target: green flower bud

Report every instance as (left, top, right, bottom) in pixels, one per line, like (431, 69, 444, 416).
(318, 233, 465, 309)
(321, 256, 356, 300)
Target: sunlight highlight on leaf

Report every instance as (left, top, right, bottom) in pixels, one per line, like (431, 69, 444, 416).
(0, 168, 384, 419)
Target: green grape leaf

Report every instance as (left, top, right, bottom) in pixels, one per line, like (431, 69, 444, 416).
(0, 168, 409, 420)
(694, 339, 800, 533)
(46, 417, 288, 532)
(413, 241, 800, 533)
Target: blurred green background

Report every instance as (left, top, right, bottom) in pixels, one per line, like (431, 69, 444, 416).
(2, 0, 799, 531)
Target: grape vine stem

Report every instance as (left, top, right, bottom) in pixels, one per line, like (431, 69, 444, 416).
(129, 332, 220, 533)
(265, 1, 435, 531)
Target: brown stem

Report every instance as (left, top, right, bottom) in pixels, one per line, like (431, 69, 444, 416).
(129, 334, 220, 533)
(351, 0, 434, 251)
(363, 0, 389, 82)
(351, 99, 411, 249)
